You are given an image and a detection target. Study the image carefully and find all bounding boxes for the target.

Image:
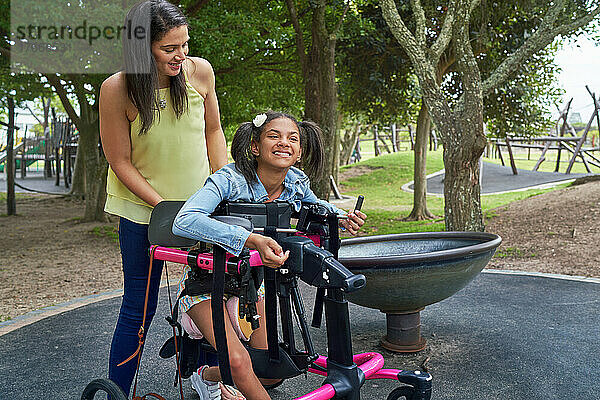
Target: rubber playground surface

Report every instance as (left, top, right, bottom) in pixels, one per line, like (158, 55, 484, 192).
(1, 272, 600, 399)
(2, 164, 600, 398)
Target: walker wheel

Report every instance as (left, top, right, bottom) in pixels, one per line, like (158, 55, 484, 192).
(387, 386, 415, 400)
(81, 378, 128, 400)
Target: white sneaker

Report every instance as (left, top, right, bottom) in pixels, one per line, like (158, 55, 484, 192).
(190, 366, 221, 400)
(190, 365, 244, 400)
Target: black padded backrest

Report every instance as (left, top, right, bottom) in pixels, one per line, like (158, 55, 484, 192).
(148, 201, 196, 248)
(148, 201, 256, 248)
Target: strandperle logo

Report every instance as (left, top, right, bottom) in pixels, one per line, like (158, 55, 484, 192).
(14, 19, 147, 47)
(10, 0, 146, 74)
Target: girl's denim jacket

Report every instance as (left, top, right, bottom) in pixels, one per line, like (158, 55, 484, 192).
(172, 163, 343, 256)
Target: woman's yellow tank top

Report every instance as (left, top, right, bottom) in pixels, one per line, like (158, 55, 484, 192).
(104, 77, 210, 224)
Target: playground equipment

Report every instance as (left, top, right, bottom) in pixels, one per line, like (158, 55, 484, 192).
(1, 108, 76, 188)
(339, 232, 502, 352)
(342, 123, 437, 166)
(81, 199, 434, 400)
(494, 86, 600, 174)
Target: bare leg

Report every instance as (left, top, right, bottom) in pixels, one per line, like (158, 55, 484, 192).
(187, 300, 271, 400)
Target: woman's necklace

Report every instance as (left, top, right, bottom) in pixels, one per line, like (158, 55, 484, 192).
(158, 93, 167, 110)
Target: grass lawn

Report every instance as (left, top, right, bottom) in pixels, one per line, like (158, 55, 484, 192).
(339, 150, 573, 235)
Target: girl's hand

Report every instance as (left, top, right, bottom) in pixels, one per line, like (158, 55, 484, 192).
(245, 233, 290, 268)
(219, 382, 245, 399)
(339, 210, 366, 236)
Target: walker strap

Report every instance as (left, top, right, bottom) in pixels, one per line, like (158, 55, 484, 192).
(264, 268, 279, 362)
(116, 326, 144, 367)
(264, 202, 281, 363)
(212, 246, 234, 386)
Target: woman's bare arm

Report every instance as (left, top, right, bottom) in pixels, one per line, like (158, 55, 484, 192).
(187, 57, 227, 172)
(99, 73, 163, 207)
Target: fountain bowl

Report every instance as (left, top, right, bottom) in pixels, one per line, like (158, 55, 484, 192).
(338, 232, 501, 352)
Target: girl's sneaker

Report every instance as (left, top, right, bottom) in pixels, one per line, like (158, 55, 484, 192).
(190, 365, 244, 400)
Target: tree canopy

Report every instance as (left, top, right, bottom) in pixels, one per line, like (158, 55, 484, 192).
(379, 0, 600, 230)
(182, 0, 304, 136)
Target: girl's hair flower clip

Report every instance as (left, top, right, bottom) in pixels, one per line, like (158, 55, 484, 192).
(253, 113, 267, 128)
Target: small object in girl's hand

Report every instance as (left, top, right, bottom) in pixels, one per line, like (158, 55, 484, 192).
(354, 195, 364, 211)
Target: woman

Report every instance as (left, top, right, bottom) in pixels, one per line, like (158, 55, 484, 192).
(99, 1, 227, 396)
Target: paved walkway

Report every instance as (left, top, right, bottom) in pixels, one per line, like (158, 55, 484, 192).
(0, 171, 70, 195)
(1, 271, 599, 399)
(405, 161, 595, 195)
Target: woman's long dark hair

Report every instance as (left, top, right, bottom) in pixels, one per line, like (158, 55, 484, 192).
(231, 111, 325, 183)
(123, 0, 188, 135)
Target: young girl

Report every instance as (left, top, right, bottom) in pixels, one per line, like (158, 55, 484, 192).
(172, 111, 366, 400)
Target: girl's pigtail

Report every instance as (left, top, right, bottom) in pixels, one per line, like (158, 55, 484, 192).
(298, 120, 326, 181)
(231, 122, 259, 182)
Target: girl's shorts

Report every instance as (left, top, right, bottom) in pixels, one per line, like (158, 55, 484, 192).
(177, 265, 264, 342)
(180, 296, 257, 342)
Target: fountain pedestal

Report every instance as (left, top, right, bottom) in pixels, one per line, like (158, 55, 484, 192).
(381, 310, 427, 352)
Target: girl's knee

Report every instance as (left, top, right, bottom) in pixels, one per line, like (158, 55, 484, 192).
(228, 347, 252, 376)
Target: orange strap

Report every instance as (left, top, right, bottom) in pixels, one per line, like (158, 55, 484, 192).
(133, 393, 167, 400)
(117, 246, 157, 368)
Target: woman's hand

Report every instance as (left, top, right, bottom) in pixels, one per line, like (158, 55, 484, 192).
(244, 233, 289, 268)
(339, 210, 366, 236)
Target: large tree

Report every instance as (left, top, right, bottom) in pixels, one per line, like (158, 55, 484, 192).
(337, 1, 564, 221)
(380, 0, 600, 231)
(196, 0, 360, 198)
(283, 0, 352, 198)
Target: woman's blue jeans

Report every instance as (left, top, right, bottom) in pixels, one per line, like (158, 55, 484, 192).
(108, 218, 164, 396)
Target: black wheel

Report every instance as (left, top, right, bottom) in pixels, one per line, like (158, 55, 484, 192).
(81, 378, 128, 400)
(387, 386, 415, 400)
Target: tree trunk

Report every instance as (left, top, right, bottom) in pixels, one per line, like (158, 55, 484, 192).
(69, 142, 86, 197)
(47, 74, 107, 222)
(405, 100, 434, 220)
(78, 122, 107, 222)
(303, 12, 338, 199)
(438, 116, 486, 231)
(339, 123, 361, 166)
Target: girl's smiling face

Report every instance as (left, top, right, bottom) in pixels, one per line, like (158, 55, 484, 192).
(151, 25, 189, 85)
(251, 117, 302, 170)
